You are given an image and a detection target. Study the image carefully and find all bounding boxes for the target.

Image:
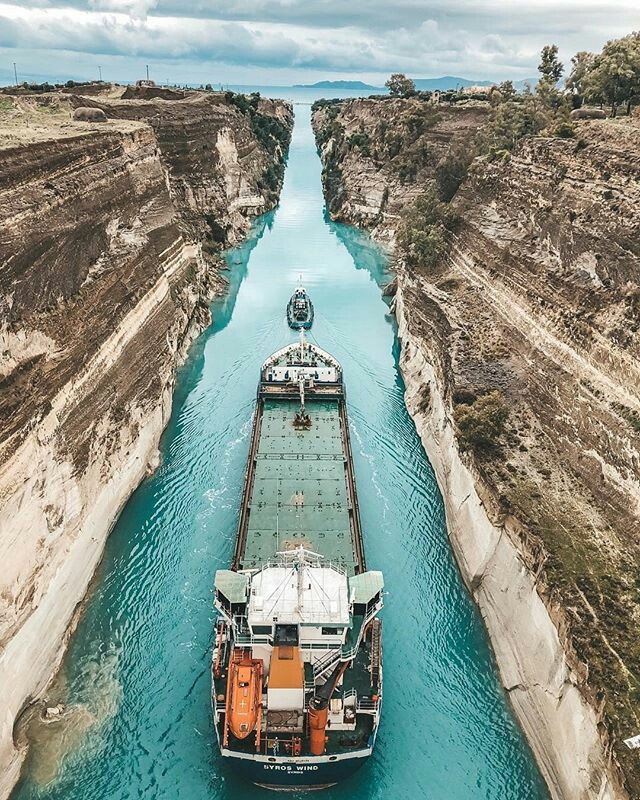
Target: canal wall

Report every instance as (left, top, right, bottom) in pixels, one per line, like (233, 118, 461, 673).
(0, 89, 292, 797)
(312, 99, 638, 799)
(394, 280, 620, 800)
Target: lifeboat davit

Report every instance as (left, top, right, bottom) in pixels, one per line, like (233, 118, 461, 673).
(224, 651, 263, 747)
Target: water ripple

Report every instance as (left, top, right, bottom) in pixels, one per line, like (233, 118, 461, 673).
(12, 105, 548, 800)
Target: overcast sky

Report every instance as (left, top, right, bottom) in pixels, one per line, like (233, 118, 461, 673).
(0, 0, 637, 87)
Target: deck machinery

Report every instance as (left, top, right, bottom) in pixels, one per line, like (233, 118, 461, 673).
(212, 330, 383, 789)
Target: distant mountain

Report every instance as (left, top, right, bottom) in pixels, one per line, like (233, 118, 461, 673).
(412, 75, 536, 92)
(292, 76, 538, 94)
(294, 80, 381, 90)
(412, 76, 492, 90)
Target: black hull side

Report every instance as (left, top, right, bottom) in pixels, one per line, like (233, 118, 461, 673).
(221, 751, 369, 790)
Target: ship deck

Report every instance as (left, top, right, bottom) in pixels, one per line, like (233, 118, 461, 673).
(235, 397, 362, 574)
(215, 628, 378, 757)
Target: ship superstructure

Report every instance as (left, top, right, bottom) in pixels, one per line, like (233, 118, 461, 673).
(212, 331, 383, 789)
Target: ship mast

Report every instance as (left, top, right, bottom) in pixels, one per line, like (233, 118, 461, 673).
(294, 328, 311, 429)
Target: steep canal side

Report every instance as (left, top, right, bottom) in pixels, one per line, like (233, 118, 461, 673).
(12, 106, 547, 800)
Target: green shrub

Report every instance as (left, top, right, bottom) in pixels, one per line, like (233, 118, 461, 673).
(455, 391, 509, 453)
(554, 121, 576, 138)
(347, 132, 370, 156)
(385, 132, 402, 159)
(204, 214, 227, 245)
(260, 163, 281, 192)
(396, 158, 418, 183)
(311, 98, 344, 112)
(478, 96, 548, 154)
(396, 187, 458, 270)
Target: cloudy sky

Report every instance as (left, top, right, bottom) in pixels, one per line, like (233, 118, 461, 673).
(0, 0, 637, 87)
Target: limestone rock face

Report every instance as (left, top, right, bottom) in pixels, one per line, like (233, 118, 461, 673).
(0, 90, 292, 797)
(313, 97, 487, 240)
(313, 99, 639, 799)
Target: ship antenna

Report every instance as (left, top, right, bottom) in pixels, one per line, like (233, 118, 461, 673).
(296, 547, 305, 616)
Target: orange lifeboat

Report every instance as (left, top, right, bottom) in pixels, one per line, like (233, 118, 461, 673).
(224, 650, 263, 749)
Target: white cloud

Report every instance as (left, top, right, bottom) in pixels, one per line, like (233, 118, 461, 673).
(89, 0, 158, 20)
(0, 0, 638, 84)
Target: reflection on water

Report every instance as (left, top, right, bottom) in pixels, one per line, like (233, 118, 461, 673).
(13, 106, 548, 800)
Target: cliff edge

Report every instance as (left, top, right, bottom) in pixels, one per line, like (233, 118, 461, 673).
(0, 88, 292, 796)
(313, 97, 639, 799)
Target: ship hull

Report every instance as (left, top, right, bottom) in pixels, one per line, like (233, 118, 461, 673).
(221, 748, 370, 789)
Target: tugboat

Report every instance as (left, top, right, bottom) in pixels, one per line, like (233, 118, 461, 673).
(212, 330, 383, 789)
(286, 283, 314, 330)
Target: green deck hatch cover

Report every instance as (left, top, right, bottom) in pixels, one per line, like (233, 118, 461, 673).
(214, 570, 248, 603)
(349, 571, 384, 604)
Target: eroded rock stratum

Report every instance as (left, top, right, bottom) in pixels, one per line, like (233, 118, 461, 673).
(313, 97, 640, 800)
(0, 88, 292, 796)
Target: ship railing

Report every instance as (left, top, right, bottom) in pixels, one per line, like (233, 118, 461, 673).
(312, 647, 341, 679)
(231, 614, 272, 648)
(254, 556, 347, 577)
(232, 613, 249, 632)
(357, 696, 380, 713)
(234, 631, 271, 646)
(312, 642, 359, 681)
(340, 644, 358, 661)
(342, 688, 358, 705)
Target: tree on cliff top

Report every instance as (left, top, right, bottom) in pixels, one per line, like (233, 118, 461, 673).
(496, 80, 516, 101)
(477, 93, 548, 156)
(536, 44, 564, 109)
(566, 51, 596, 106)
(539, 44, 564, 84)
(581, 32, 640, 116)
(385, 73, 416, 97)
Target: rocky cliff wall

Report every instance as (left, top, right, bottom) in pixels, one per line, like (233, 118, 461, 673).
(313, 97, 487, 239)
(0, 91, 292, 796)
(313, 99, 639, 799)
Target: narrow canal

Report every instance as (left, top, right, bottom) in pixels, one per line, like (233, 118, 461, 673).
(13, 105, 547, 800)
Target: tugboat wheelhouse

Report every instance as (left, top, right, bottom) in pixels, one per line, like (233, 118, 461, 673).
(286, 284, 314, 330)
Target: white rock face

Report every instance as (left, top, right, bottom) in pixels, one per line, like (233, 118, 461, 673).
(394, 278, 622, 800)
(0, 253, 183, 797)
(0, 95, 292, 798)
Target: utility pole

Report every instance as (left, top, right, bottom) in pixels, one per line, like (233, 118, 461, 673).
(98, 65, 102, 82)
(146, 64, 149, 82)
(13, 61, 17, 86)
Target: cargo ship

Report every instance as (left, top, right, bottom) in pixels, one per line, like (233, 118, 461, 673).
(211, 330, 383, 789)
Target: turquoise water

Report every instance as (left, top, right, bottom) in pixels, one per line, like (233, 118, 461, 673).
(13, 107, 547, 800)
